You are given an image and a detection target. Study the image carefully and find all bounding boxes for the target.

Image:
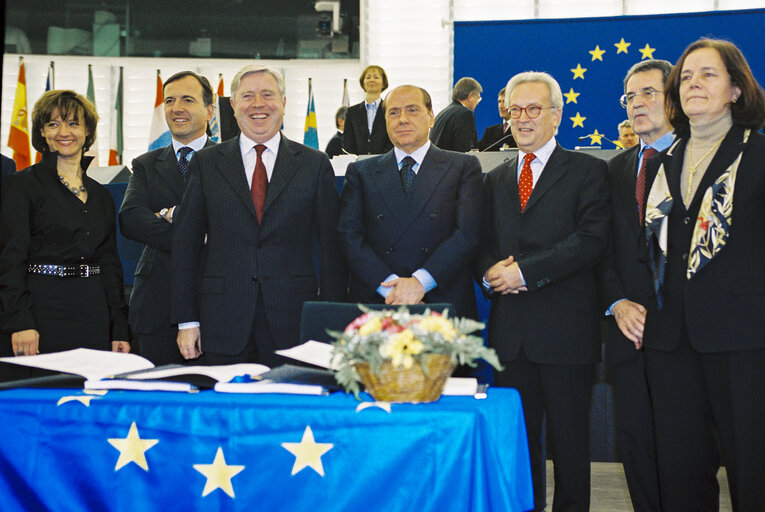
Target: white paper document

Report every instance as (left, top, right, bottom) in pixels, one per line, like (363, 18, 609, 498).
(214, 381, 327, 395)
(0, 348, 154, 381)
(275, 340, 337, 369)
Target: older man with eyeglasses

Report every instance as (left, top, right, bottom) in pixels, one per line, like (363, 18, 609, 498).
(476, 71, 610, 512)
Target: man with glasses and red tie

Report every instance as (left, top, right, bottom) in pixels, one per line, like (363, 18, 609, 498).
(476, 71, 610, 512)
(171, 64, 345, 367)
(599, 59, 674, 512)
(478, 87, 517, 151)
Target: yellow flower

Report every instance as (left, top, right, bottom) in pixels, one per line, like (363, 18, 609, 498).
(416, 315, 457, 341)
(358, 316, 382, 337)
(379, 329, 424, 369)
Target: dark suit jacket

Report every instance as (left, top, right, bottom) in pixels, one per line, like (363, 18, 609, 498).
(119, 139, 215, 334)
(324, 131, 344, 158)
(0, 155, 17, 208)
(478, 123, 516, 151)
(338, 145, 483, 318)
(476, 145, 610, 364)
(342, 101, 392, 155)
(598, 145, 658, 363)
(171, 134, 346, 355)
(430, 101, 478, 153)
(643, 125, 765, 353)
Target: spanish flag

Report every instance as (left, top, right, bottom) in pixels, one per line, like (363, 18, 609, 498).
(7, 58, 31, 171)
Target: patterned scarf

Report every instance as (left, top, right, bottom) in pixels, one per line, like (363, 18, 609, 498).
(645, 129, 749, 309)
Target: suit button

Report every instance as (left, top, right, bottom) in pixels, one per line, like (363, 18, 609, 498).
(386, 247, 394, 255)
(421, 247, 429, 253)
(684, 217, 691, 224)
(430, 212, 437, 219)
(377, 214, 384, 220)
(82, 209, 88, 214)
(682, 253, 688, 261)
(251, 276, 258, 283)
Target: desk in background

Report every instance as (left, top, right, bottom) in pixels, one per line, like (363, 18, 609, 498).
(0, 388, 532, 512)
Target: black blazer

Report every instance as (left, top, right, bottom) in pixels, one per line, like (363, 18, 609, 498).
(598, 145, 658, 363)
(342, 101, 392, 155)
(478, 123, 516, 151)
(476, 145, 610, 364)
(430, 101, 478, 152)
(324, 131, 344, 158)
(119, 139, 215, 334)
(643, 125, 765, 353)
(171, 134, 346, 355)
(0, 155, 16, 208)
(337, 144, 483, 318)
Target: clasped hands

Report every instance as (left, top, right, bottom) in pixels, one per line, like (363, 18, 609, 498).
(380, 276, 426, 305)
(484, 256, 528, 294)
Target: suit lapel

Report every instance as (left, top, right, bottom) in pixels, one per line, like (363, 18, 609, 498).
(498, 155, 522, 215)
(155, 145, 186, 200)
(217, 137, 256, 218)
(523, 144, 568, 213)
(265, 135, 300, 214)
(619, 147, 640, 232)
(394, 146, 450, 238)
(371, 151, 406, 219)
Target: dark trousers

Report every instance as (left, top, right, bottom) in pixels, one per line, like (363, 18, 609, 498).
(137, 323, 184, 366)
(645, 336, 765, 512)
(495, 349, 594, 512)
(611, 352, 662, 512)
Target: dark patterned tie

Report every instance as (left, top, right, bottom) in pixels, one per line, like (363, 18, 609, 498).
(251, 145, 268, 224)
(518, 153, 536, 211)
(178, 146, 193, 176)
(399, 156, 416, 197)
(636, 147, 657, 224)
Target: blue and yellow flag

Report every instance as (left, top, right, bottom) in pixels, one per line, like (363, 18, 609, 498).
(303, 78, 319, 149)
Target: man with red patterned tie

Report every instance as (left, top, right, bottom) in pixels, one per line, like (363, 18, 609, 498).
(599, 59, 674, 512)
(171, 64, 346, 366)
(478, 87, 516, 151)
(476, 71, 610, 512)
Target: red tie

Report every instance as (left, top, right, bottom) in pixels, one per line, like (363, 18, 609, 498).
(636, 147, 657, 224)
(251, 144, 268, 224)
(519, 153, 535, 211)
(503, 121, 509, 134)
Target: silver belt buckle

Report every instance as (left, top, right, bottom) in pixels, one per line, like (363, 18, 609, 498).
(80, 265, 90, 278)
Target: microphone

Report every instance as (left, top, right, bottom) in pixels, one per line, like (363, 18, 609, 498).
(578, 134, 622, 149)
(480, 133, 516, 152)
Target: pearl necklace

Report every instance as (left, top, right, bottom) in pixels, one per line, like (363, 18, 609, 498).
(58, 174, 87, 197)
(685, 135, 725, 203)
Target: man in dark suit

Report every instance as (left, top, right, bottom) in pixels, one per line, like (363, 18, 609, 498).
(476, 71, 610, 512)
(429, 77, 482, 152)
(478, 87, 516, 151)
(119, 71, 215, 365)
(599, 59, 674, 512)
(338, 85, 482, 318)
(171, 64, 346, 367)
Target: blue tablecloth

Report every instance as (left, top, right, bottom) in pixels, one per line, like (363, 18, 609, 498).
(0, 387, 532, 512)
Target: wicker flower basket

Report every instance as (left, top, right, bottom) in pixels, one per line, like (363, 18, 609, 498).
(354, 353, 455, 403)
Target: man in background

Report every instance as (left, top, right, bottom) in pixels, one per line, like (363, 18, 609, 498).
(478, 87, 516, 151)
(119, 71, 215, 364)
(429, 77, 482, 152)
(617, 119, 639, 148)
(324, 106, 348, 158)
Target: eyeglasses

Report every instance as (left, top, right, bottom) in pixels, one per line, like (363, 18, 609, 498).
(620, 88, 663, 108)
(507, 105, 556, 119)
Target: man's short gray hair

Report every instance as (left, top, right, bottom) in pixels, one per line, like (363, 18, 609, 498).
(622, 59, 673, 92)
(230, 64, 286, 99)
(452, 77, 482, 102)
(617, 119, 632, 132)
(504, 71, 564, 110)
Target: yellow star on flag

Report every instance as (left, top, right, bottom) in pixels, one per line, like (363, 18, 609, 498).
(586, 130, 605, 145)
(639, 43, 656, 60)
(281, 425, 334, 477)
(614, 140, 625, 149)
(193, 447, 245, 498)
(563, 88, 580, 104)
(570, 64, 587, 80)
(108, 422, 159, 471)
(570, 112, 586, 128)
(615, 38, 631, 54)
(57, 395, 98, 407)
(589, 45, 605, 61)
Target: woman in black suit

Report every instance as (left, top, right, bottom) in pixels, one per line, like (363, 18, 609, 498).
(342, 65, 393, 155)
(643, 39, 765, 511)
(0, 90, 130, 373)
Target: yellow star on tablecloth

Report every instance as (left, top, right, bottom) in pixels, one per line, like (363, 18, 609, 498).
(193, 447, 245, 498)
(570, 64, 587, 80)
(639, 43, 656, 60)
(563, 88, 580, 104)
(589, 45, 605, 61)
(281, 425, 334, 477)
(586, 129, 605, 145)
(57, 395, 98, 407)
(108, 422, 159, 471)
(615, 38, 631, 54)
(570, 112, 586, 128)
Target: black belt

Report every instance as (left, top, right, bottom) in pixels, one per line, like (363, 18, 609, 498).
(27, 264, 101, 278)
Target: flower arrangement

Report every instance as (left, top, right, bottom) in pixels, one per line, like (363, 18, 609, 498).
(330, 306, 503, 399)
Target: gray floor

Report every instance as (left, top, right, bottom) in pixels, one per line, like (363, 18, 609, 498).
(544, 462, 732, 512)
